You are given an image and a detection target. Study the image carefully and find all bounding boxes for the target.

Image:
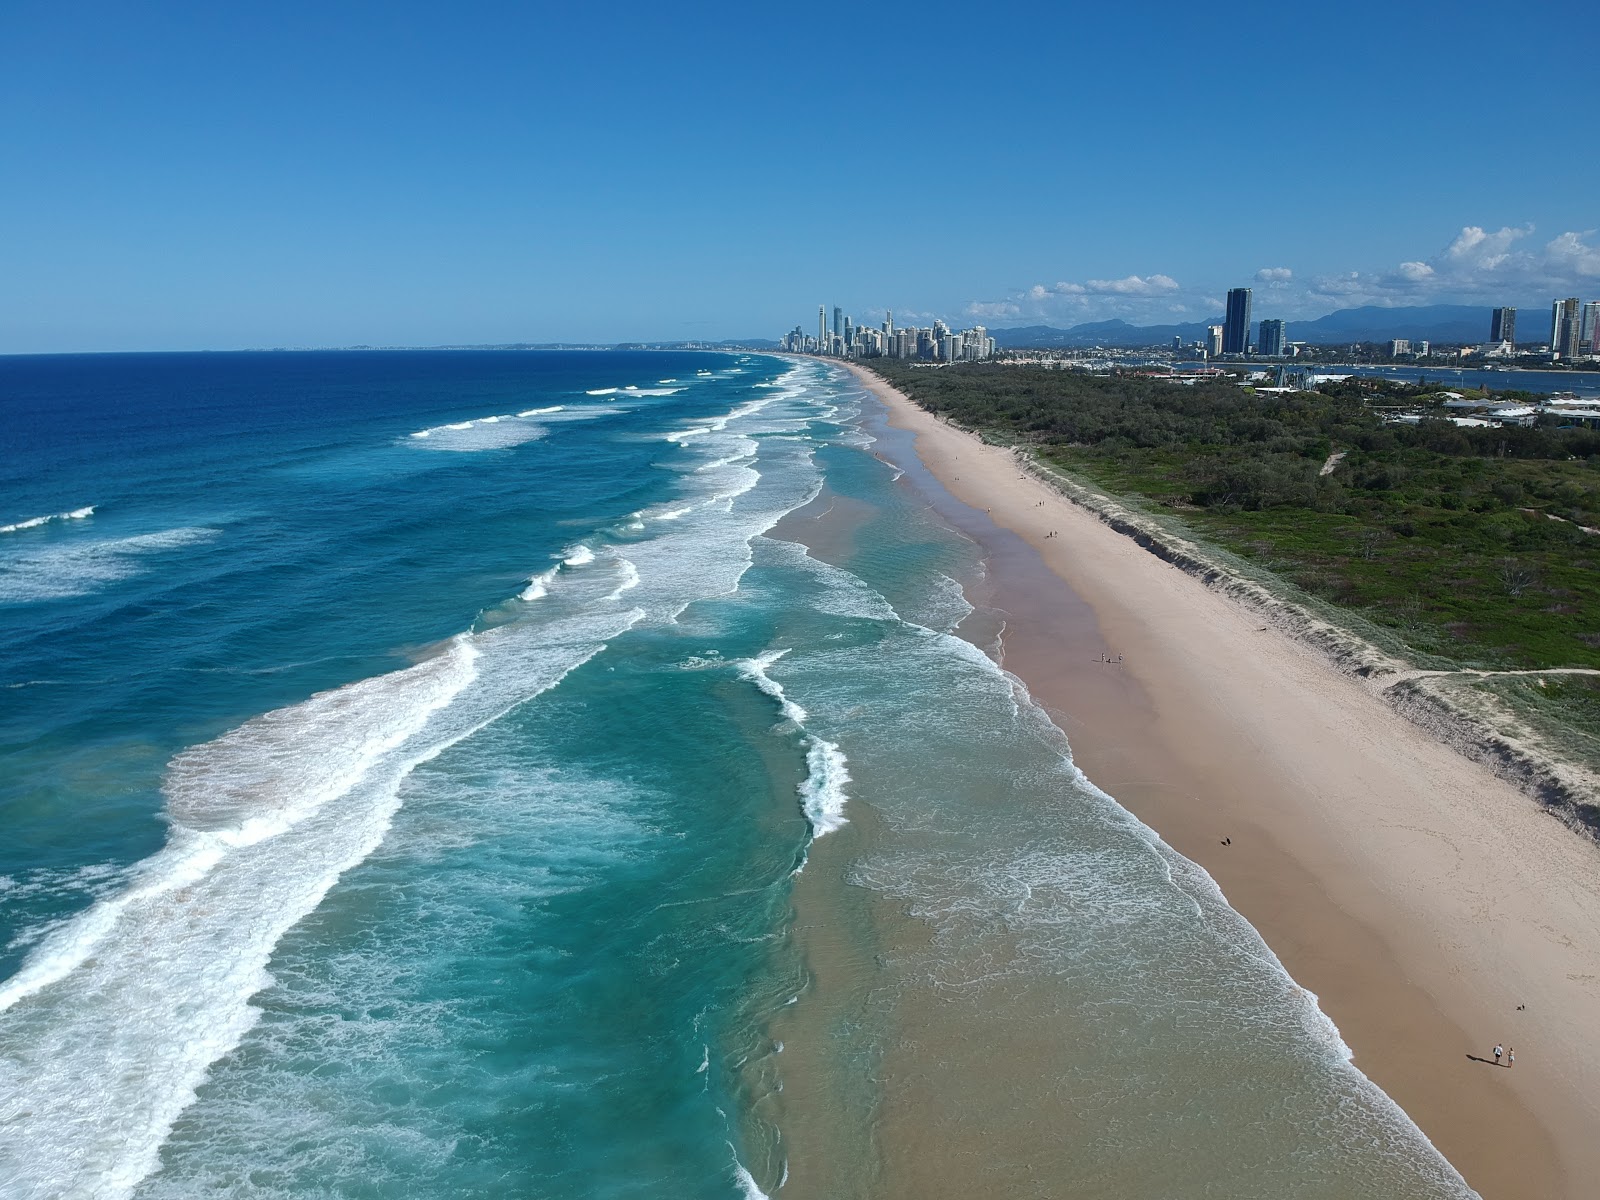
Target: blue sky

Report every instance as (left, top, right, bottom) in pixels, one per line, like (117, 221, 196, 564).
(3, 0, 1596, 351)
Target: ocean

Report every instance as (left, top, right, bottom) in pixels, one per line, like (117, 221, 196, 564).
(0, 350, 1475, 1198)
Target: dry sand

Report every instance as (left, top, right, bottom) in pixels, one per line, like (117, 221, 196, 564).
(848, 363, 1600, 1200)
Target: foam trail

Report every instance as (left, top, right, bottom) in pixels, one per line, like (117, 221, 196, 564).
(406, 411, 553, 451)
(736, 651, 850, 836)
(736, 650, 807, 725)
(0, 604, 642, 1199)
(607, 557, 641, 601)
(732, 1159, 771, 1200)
(585, 387, 620, 396)
(0, 527, 222, 605)
(519, 567, 558, 601)
(799, 738, 851, 835)
(0, 506, 95, 535)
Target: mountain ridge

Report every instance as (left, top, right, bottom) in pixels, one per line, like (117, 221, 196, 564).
(992, 304, 1524, 349)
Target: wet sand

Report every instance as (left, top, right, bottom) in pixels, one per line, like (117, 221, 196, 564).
(846, 363, 1600, 1200)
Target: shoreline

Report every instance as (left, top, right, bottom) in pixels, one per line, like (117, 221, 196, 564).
(844, 361, 1600, 1199)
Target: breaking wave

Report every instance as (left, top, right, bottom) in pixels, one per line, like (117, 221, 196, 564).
(0, 506, 96, 535)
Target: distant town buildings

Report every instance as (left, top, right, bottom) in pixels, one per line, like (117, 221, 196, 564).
(1223, 288, 1252, 356)
(785, 288, 1594, 367)
(782, 306, 995, 362)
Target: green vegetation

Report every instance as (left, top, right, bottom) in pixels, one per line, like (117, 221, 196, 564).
(871, 362, 1600, 673)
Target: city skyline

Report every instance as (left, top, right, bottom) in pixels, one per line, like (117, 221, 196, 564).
(783, 306, 995, 361)
(790, 290, 1600, 361)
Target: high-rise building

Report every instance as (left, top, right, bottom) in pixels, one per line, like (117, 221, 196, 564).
(818, 306, 826, 350)
(1258, 319, 1286, 357)
(884, 310, 894, 337)
(1223, 288, 1252, 355)
(833, 306, 843, 340)
(1580, 302, 1600, 355)
(1491, 306, 1517, 345)
(844, 316, 853, 351)
(1553, 297, 1581, 357)
(1389, 339, 1411, 356)
(1206, 325, 1223, 357)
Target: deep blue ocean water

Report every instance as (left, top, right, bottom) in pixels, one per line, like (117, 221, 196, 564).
(0, 351, 1478, 1198)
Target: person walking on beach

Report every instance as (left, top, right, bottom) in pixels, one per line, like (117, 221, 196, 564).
(1493, 1043, 1504, 1065)
(1507, 1047, 1514, 1068)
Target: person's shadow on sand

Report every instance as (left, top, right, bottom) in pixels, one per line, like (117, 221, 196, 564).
(1466, 1055, 1509, 1068)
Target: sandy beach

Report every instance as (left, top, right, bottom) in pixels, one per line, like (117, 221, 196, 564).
(848, 362, 1600, 1200)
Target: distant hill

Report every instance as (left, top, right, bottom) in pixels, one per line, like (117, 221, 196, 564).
(992, 304, 1508, 349)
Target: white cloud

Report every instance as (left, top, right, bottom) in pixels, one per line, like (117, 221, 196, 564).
(960, 270, 1192, 327)
(1306, 224, 1600, 308)
(956, 222, 1600, 330)
(1082, 274, 1180, 295)
(963, 300, 1021, 320)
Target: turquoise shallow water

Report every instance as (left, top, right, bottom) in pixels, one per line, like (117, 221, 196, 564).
(0, 351, 1475, 1197)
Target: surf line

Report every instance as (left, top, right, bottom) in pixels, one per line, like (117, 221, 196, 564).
(735, 649, 850, 841)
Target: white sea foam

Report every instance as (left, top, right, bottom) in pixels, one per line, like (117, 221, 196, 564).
(563, 544, 595, 567)
(0, 598, 645, 1198)
(732, 1162, 771, 1200)
(606, 557, 641, 600)
(736, 650, 850, 837)
(694, 448, 757, 473)
(620, 386, 683, 396)
(585, 387, 620, 396)
(799, 738, 851, 835)
(406, 410, 566, 451)
(665, 425, 714, 442)
(519, 567, 559, 601)
(0, 506, 96, 535)
(0, 527, 222, 605)
(736, 649, 807, 725)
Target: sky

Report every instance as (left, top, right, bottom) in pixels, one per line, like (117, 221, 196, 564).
(2, 0, 1597, 352)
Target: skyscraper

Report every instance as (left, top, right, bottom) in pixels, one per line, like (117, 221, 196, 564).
(818, 306, 826, 350)
(1206, 325, 1223, 357)
(1490, 306, 1517, 345)
(833, 306, 843, 340)
(1581, 302, 1600, 355)
(1258, 318, 1286, 357)
(1223, 288, 1252, 355)
(1553, 297, 1581, 357)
